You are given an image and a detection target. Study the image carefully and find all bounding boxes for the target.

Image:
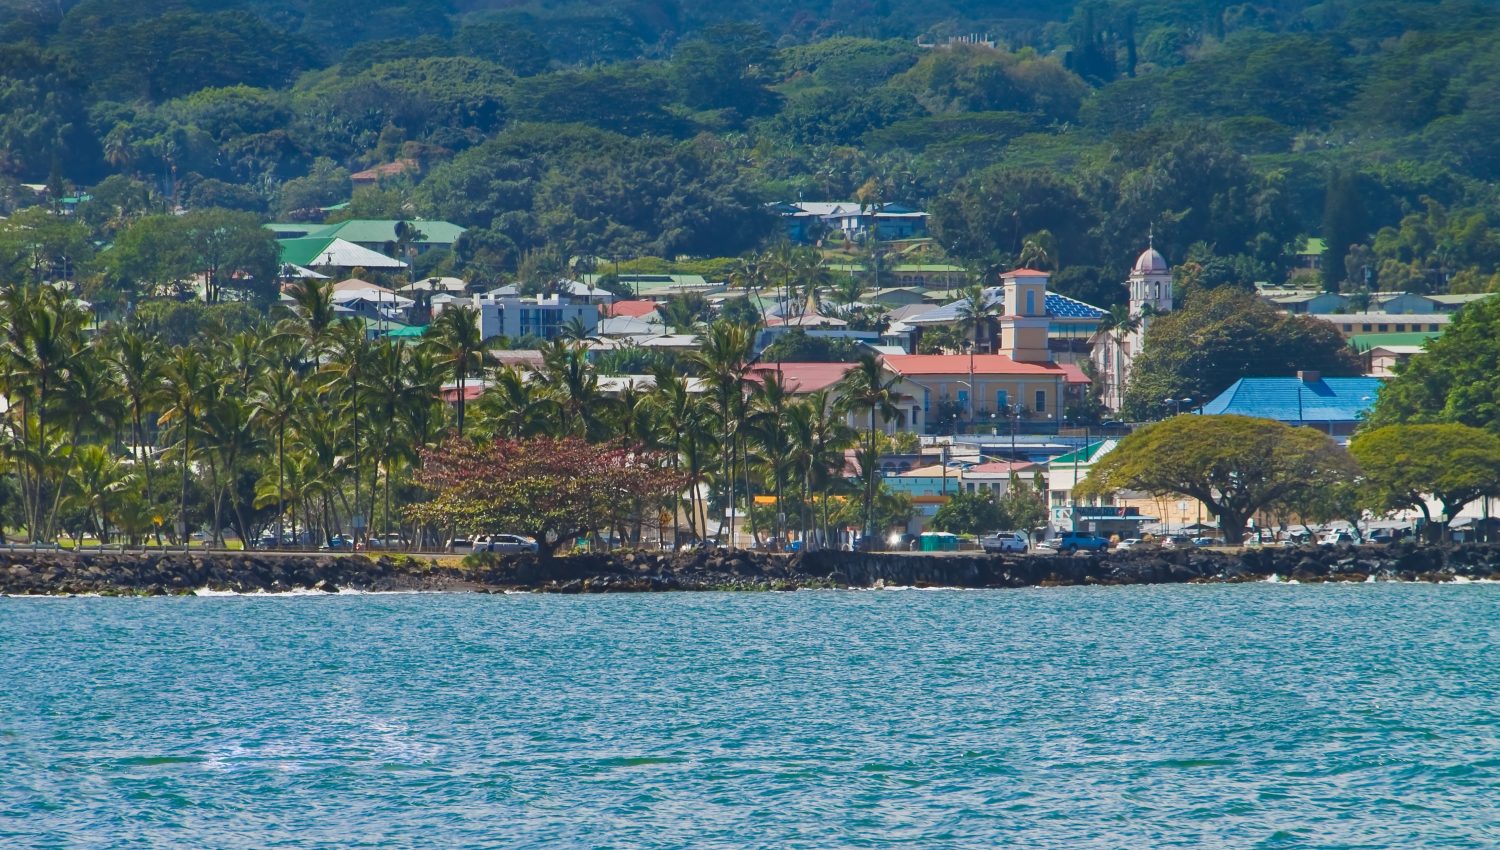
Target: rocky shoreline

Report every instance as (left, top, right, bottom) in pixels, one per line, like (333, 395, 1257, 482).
(2, 541, 1500, 596)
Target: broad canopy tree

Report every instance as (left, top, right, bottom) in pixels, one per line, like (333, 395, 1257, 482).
(1077, 414, 1358, 544)
(1123, 288, 1362, 420)
(1349, 424, 1500, 540)
(408, 436, 683, 558)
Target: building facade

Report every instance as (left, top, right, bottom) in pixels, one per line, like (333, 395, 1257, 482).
(1091, 243, 1174, 411)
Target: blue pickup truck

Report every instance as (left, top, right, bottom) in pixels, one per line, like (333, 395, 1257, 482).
(1054, 531, 1110, 553)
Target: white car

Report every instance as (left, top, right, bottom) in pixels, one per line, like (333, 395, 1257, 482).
(979, 531, 1029, 553)
(1114, 538, 1144, 551)
(474, 534, 540, 554)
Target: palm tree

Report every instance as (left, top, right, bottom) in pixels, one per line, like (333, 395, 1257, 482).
(0, 285, 89, 540)
(692, 321, 755, 545)
(158, 347, 211, 548)
(281, 278, 339, 354)
(252, 339, 302, 547)
(428, 305, 485, 436)
(748, 372, 793, 547)
(324, 322, 375, 543)
(729, 255, 768, 321)
(955, 280, 1000, 429)
(650, 369, 709, 544)
(541, 340, 609, 440)
(104, 323, 163, 543)
(472, 365, 547, 439)
(838, 353, 900, 544)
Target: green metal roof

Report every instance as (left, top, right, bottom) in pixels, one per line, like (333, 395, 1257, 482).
(1049, 440, 1108, 467)
(308, 219, 466, 246)
(1348, 331, 1440, 352)
(384, 324, 428, 338)
(1300, 237, 1327, 255)
(278, 236, 337, 267)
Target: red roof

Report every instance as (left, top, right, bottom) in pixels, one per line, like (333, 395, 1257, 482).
(351, 158, 419, 182)
(602, 300, 659, 318)
(1002, 268, 1050, 277)
(1057, 363, 1091, 385)
(881, 354, 1065, 377)
(439, 385, 485, 404)
(747, 362, 856, 394)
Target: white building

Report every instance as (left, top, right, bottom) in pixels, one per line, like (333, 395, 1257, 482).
(1091, 243, 1174, 411)
(432, 293, 600, 342)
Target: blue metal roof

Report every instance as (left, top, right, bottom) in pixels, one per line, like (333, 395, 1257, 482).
(1197, 377, 1384, 423)
(1046, 292, 1107, 319)
(904, 288, 1106, 324)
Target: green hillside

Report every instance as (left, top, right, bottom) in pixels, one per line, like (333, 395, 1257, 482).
(6, 0, 1500, 305)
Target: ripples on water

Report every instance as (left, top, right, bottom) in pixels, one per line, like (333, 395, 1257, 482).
(1, 585, 1497, 848)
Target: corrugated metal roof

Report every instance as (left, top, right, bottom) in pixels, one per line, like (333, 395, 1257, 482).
(1197, 377, 1384, 422)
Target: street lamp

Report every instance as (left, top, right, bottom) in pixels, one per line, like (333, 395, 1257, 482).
(1165, 396, 1194, 417)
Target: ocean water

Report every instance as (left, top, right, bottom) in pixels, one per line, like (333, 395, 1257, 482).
(1, 585, 1497, 849)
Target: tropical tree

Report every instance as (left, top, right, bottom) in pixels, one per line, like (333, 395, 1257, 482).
(158, 347, 213, 547)
(1349, 424, 1500, 540)
(693, 321, 755, 544)
(838, 353, 901, 543)
(428, 305, 485, 436)
(1078, 415, 1359, 544)
(954, 279, 1000, 427)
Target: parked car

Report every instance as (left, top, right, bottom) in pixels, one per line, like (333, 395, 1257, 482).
(1160, 535, 1193, 549)
(444, 537, 475, 554)
(1055, 531, 1110, 553)
(1114, 538, 1145, 552)
(1320, 530, 1356, 547)
(319, 534, 354, 551)
(473, 534, 539, 554)
(980, 531, 1029, 553)
(1190, 536, 1223, 547)
(367, 533, 408, 550)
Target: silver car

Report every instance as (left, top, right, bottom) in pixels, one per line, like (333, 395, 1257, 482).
(474, 534, 540, 554)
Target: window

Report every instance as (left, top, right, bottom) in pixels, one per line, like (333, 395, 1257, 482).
(1034, 390, 1046, 412)
(1052, 492, 1068, 507)
(1429, 324, 1439, 331)
(1025, 290, 1036, 315)
(1378, 324, 1389, 332)
(1395, 324, 1406, 332)
(996, 389, 1008, 411)
(1361, 324, 1372, 332)
(956, 389, 969, 411)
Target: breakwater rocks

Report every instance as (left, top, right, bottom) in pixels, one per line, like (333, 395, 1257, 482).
(3, 542, 1500, 596)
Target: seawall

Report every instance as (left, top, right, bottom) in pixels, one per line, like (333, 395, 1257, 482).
(3, 542, 1500, 596)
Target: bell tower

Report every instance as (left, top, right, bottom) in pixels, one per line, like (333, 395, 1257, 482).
(998, 268, 1051, 363)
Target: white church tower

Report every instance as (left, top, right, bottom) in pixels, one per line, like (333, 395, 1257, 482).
(1092, 238, 1173, 411)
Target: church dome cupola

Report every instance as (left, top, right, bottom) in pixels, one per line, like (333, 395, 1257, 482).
(1133, 247, 1169, 275)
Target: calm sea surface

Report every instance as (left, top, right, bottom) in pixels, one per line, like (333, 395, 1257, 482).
(1, 585, 1497, 849)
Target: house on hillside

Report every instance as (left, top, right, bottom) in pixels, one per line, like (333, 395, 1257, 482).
(433, 292, 600, 343)
(307, 219, 466, 256)
(278, 236, 408, 274)
(771, 201, 930, 243)
(351, 159, 419, 187)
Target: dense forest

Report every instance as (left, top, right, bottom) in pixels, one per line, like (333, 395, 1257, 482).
(7, 0, 1500, 308)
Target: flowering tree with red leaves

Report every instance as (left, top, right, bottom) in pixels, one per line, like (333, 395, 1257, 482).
(408, 436, 683, 558)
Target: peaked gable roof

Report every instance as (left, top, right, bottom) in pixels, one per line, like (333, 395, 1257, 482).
(309, 219, 466, 247)
(1199, 377, 1384, 422)
(278, 237, 407, 269)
